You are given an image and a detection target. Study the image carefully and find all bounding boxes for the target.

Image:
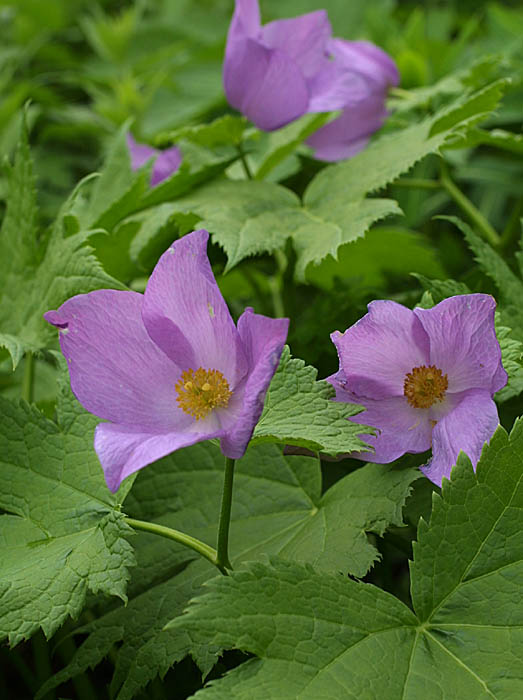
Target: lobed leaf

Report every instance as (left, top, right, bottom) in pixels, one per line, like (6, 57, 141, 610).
(0, 382, 135, 646)
(170, 420, 523, 698)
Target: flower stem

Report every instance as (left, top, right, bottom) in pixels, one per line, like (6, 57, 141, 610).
(22, 351, 35, 403)
(216, 457, 236, 572)
(237, 143, 253, 180)
(124, 517, 218, 569)
(439, 162, 500, 248)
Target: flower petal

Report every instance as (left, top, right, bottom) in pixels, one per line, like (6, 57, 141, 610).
(261, 10, 331, 79)
(220, 308, 289, 458)
(127, 134, 181, 186)
(328, 39, 400, 89)
(225, 36, 309, 131)
(306, 93, 388, 161)
(95, 422, 223, 493)
(422, 389, 500, 486)
(142, 230, 247, 388)
(127, 133, 156, 170)
(331, 300, 430, 400)
(44, 291, 185, 431)
(150, 145, 182, 186)
(413, 294, 507, 394)
(347, 395, 433, 463)
(307, 61, 372, 112)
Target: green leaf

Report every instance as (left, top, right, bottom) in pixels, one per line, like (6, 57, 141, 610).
(0, 127, 125, 369)
(172, 81, 508, 280)
(170, 420, 523, 698)
(445, 216, 523, 344)
(252, 346, 370, 456)
(161, 115, 248, 150)
(39, 441, 418, 699)
(253, 112, 333, 180)
(0, 381, 135, 646)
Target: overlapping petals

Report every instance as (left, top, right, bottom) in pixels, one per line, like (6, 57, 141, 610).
(328, 294, 507, 485)
(45, 229, 288, 492)
(127, 134, 182, 187)
(223, 0, 399, 148)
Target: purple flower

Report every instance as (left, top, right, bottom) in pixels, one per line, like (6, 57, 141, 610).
(223, 1, 398, 159)
(328, 295, 507, 486)
(126, 133, 182, 187)
(44, 230, 288, 492)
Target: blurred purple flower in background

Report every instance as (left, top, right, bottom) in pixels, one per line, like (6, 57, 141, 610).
(127, 133, 182, 186)
(223, 0, 399, 160)
(45, 230, 288, 492)
(328, 295, 506, 486)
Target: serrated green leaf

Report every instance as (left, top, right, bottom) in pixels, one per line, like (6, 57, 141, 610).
(169, 420, 523, 699)
(0, 382, 135, 646)
(252, 346, 370, 456)
(160, 115, 248, 149)
(170, 81, 507, 280)
(446, 216, 523, 344)
(39, 441, 418, 699)
(0, 127, 125, 368)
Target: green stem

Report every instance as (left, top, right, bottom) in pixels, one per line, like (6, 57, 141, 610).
(22, 351, 35, 403)
(124, 517, 218, 569)
(237, 143, 253, 179)
(393, 177, 441, 190)
(32, 631, 55, 700)
(439, 162, 501, 248)
(216, 457, 236, 572)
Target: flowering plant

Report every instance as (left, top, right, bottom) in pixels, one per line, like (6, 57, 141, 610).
(1, 2, 522, 698)
(45, 229, 288, 493)
(223, 0, 398, 159)
(328, 295, 507, 485)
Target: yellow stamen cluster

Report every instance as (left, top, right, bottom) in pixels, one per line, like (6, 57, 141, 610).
(403, 365, 448, 409)
(175, 367, 232, 420)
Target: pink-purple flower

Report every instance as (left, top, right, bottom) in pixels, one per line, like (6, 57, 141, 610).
(127, 133, 182, 187)
(44, 230, 288, 492)
(328, 295, 507, 485)
(223, 0, 399, 160)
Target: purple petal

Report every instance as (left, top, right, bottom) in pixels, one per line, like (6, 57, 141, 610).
(142, 230, 248, 389)
(224, 36, 309, 131)
(127, 133, 157, 170)
(150, 145, 182, 186)
(307, 62, 372, 113)
(306, 93, 388, 161)
(328, 39, 400, 89)
(413, 295, 507, 394)
(127, 134, 182, 186)
(230, 0, 261, 38)
(331, 300, 430, 400)
(261, 10, 331, 79)
(220, 308, 289, 458)
(44, 291, 186, 431)
(95, 422, 223, 493)
(349, 395, 433, 463)
(422, 389, 500, 486)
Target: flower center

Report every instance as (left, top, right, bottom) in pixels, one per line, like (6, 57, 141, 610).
(175, 367, 232, 420)
(403, 365, 448, 409)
